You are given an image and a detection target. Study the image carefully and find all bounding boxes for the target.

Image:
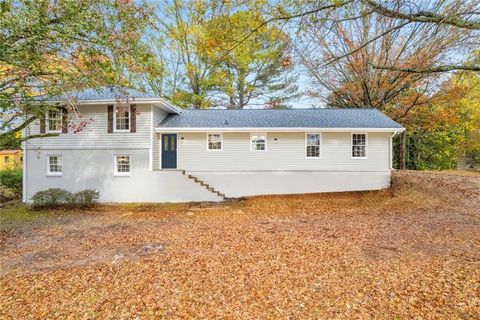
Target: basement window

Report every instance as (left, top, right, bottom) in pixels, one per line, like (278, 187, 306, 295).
(47, 155, 63, 176)
(114, 155, 131, 176)
(352, 133, 367, 158)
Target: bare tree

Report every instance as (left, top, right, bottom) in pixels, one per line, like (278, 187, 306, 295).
(227, 1, 480, 74)
(294, 4, 463, 167)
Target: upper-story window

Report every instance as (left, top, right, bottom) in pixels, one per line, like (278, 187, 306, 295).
(47, 110, 62, 133)
(306, 133, 321, 158)
(251, 133, 267, 151)
(352, 133, 367, 158)
(114, 105, 130, 132)
(207, 133, 223, 150)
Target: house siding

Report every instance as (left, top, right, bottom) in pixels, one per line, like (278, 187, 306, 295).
(177, 132, 391, 172)
(23, 103, 398, 202)
(26, 104, 153, 150)
(24, 149, 222, 203)
(152, 107, 168, 170)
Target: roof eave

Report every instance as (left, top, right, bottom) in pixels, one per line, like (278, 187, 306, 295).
(33, 98, 182, 114)
(155, 127, 405, 133)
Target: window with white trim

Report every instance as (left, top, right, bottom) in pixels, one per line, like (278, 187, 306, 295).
(251, 133, 266, 151)
(47, 155, 63, 175)
(47, 109, 62, 133)
(352, 133, 367, 158)
(114, 105, 130, 131)
(115, 155, 131, 175)
(306, 133, 321, 158)
(207, 133, 223, 150)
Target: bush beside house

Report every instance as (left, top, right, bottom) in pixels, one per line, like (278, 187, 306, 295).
(0, 166, 22, 203)
(31, 189, 100, 209)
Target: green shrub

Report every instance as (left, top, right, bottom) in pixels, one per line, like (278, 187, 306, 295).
(31, 188, 72, 208)
(0, 167, 22, 194)
(31, 188, 100, 208)
(72, 189, 100, 207)
(0, 185, 17, 203)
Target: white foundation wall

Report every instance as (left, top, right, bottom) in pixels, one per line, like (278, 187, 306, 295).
(190, 171, 391, 198)
(24, 149, 222, 203)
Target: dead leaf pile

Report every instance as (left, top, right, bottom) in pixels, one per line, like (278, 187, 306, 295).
(0, 171, 479, 318)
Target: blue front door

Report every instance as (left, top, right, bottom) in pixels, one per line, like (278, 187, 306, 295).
(162, 134, 177, 169)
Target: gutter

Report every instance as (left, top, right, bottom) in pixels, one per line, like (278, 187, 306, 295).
(155, 127, 406, 133)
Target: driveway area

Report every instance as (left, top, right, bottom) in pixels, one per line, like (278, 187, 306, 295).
(1, 171, 479, 318)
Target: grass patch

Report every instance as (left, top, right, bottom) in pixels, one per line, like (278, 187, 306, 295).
(0, 204, 82, 227)
(0, 204, 54, 223)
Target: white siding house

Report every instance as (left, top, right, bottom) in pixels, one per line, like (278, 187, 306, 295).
(23, 87, 404, 203)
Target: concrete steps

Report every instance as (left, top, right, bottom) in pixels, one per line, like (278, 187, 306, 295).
(182, 171, 226, 200)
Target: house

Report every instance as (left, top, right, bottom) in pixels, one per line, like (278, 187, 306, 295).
(0, 150, 22, 170)
(23, 87, 404, 203)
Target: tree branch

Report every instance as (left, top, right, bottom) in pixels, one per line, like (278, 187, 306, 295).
(224, 1, 354, 55)
(20, 133, 59, 142)
(362, 0, 480, 30)
(323, 21, 411, 66)
(372, 64, 480, 73)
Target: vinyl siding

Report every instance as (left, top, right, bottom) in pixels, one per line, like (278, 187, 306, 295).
(152, 107, 168, 170)
(26, 104, 153, 150)
(177, 132, 391, 172)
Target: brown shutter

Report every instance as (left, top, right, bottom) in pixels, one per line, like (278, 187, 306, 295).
(39, 114, 46, 134)
(107, 105, 113, 133)
(61, 107, 68, 133)
(130, 105, 136, 133)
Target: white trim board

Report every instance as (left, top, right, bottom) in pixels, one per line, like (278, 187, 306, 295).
(34, 99, 181, 114)
(155, 127, 405, 133)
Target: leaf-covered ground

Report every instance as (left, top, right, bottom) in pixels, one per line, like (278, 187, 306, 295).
(1, 171, 479, 319)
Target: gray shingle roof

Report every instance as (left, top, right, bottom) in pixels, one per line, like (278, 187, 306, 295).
(157, 108, 403, 129)
(34, 86, 158, 102)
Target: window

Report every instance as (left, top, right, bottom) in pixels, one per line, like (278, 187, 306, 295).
(115, 155, 131, 176)
(4, 156, 10, 164)
(306, 133, 321, 158)
(114, 105, 130, 132)
(47, 155, 63, 176)
(47, 109, 62, 133)
(207, 133, 222, 150)
(352, 133, 367, 158)
(251, 133, 267, 151)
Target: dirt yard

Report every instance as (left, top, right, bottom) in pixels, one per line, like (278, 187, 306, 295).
(1, 171, 479, 319)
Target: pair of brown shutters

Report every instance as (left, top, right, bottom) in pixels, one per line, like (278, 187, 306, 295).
(39, 105, 137, 134)
(107, 105, 136, 133)
(39, 107, 68, 134)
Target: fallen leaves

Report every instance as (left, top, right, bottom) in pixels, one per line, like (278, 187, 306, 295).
(0, 171, 479, 318)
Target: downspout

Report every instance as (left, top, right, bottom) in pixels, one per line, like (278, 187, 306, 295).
(22, 133, 27, 203)
(149, 105, 153, 171)
(390, 133, 393, 170)
(390, 131, 402, 170)
(22, 102, 27, 203)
